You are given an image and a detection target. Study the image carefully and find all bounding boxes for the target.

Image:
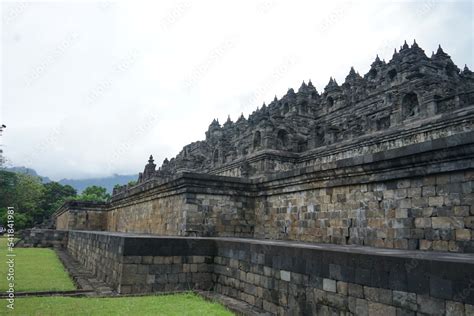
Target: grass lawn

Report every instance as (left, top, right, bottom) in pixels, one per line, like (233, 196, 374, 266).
(0, 237, 75, 292)
(6, 293, 233, 315)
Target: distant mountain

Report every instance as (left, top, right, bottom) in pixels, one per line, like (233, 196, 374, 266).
(59, 174, 138, 193)
(4, 166, 52, 183)
(3, 166, 138, 193)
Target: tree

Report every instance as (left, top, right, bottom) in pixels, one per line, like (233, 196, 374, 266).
(41, 182, 77, 217)
(0, 171, 44, 229)
(76, 185, 110, 202)
(0, 170, 17, 207)
(14, 173, 45, 225)
(0, 209, 29, 231)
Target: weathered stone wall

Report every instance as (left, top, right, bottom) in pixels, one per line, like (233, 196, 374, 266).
(67, 231, 123, 289)
(212, 239, 474, 315)
(104, 132, 474, 252)
(54, 201, 107, 231)
(106, 194, 186, 235)
(106, 174, 255, 237)
(64, 209, 107, 231)
(64, 231, 474, 315)
(17, 229, 68, 248)
(251, 132, 474, 253)
(67, 231, 215, 294)
(56, 212, 69, 230)
(55, 131, 474, 253)
(114, 235, 215, 294)
(255, 170, 473, 253)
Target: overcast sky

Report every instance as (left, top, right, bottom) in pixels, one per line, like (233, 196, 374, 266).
(1, 0, 473, 180)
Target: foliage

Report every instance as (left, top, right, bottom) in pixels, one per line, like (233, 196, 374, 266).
(74, 185, 110, 202)
(0, 170, 17, 206)
(0, 169, 113, 228)
(41, 182, 77, 217)
(0, 171, 45, 229)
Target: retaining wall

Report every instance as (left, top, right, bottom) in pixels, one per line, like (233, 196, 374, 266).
(18, 229, 68, 248)
(57, 132, 474, 253)
(67, 230, 474, 315)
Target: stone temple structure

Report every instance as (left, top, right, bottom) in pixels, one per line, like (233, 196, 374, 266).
(26, 41, 474, 315)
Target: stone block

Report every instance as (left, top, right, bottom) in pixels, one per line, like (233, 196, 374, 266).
(422, 186, 436, 197)
(323, 278, 337, 292)
(420, 240, 432, 250)
(263, 266, 272, 277)
(417, 295, 445, 315)
(326, 292, 348, 310)
(396, 209, 409, 218)
(153, 256, 165, 264)
(137, 265, 149, 274)
(350, 297, 368, 316)
(396, 307, 416, 316)
(263, 300, 278, 314)
(368, 302, 396, 316)
(466, 304, 474, 316)
(364, 286, 392, 305)
(337, 281, 348, 295)
(432, 217, 463, 229)
(290, 272, 303, 285)
(456, 229, 471, 241)
(432, 240, 449, 251)
(348, 283, 364, 298)
(142, 256, 153, 264)
(465, 217, 474, 229)
(429, 196, 444, 207)
(437, 174, 451, 185)
(446, 300, 465, 316)
(395, 189, 408, 199)
(280, 270, 291, 282)
(407, 187, 422, 198)
(118, 285, 132, 294)
(122, 264, 137, 274)
(454, 206, 470, 216)
(393, 290, 417, 311)
(414, 218, 431, 228)
(448, 241, 461, 252)
(397, 180, 411, 189)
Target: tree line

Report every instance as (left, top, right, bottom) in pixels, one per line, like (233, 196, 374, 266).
(0, 170, 110, 230)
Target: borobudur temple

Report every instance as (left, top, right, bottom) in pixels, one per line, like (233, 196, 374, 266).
(24, 41, 474, 315)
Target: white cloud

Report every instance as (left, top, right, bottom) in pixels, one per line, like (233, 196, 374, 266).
(1, 0, 473, 180)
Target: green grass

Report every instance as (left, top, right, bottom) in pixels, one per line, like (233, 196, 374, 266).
(0, 238, 233, 315)
(0, 237, 75, 292)
(5, 293, 233, 316)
